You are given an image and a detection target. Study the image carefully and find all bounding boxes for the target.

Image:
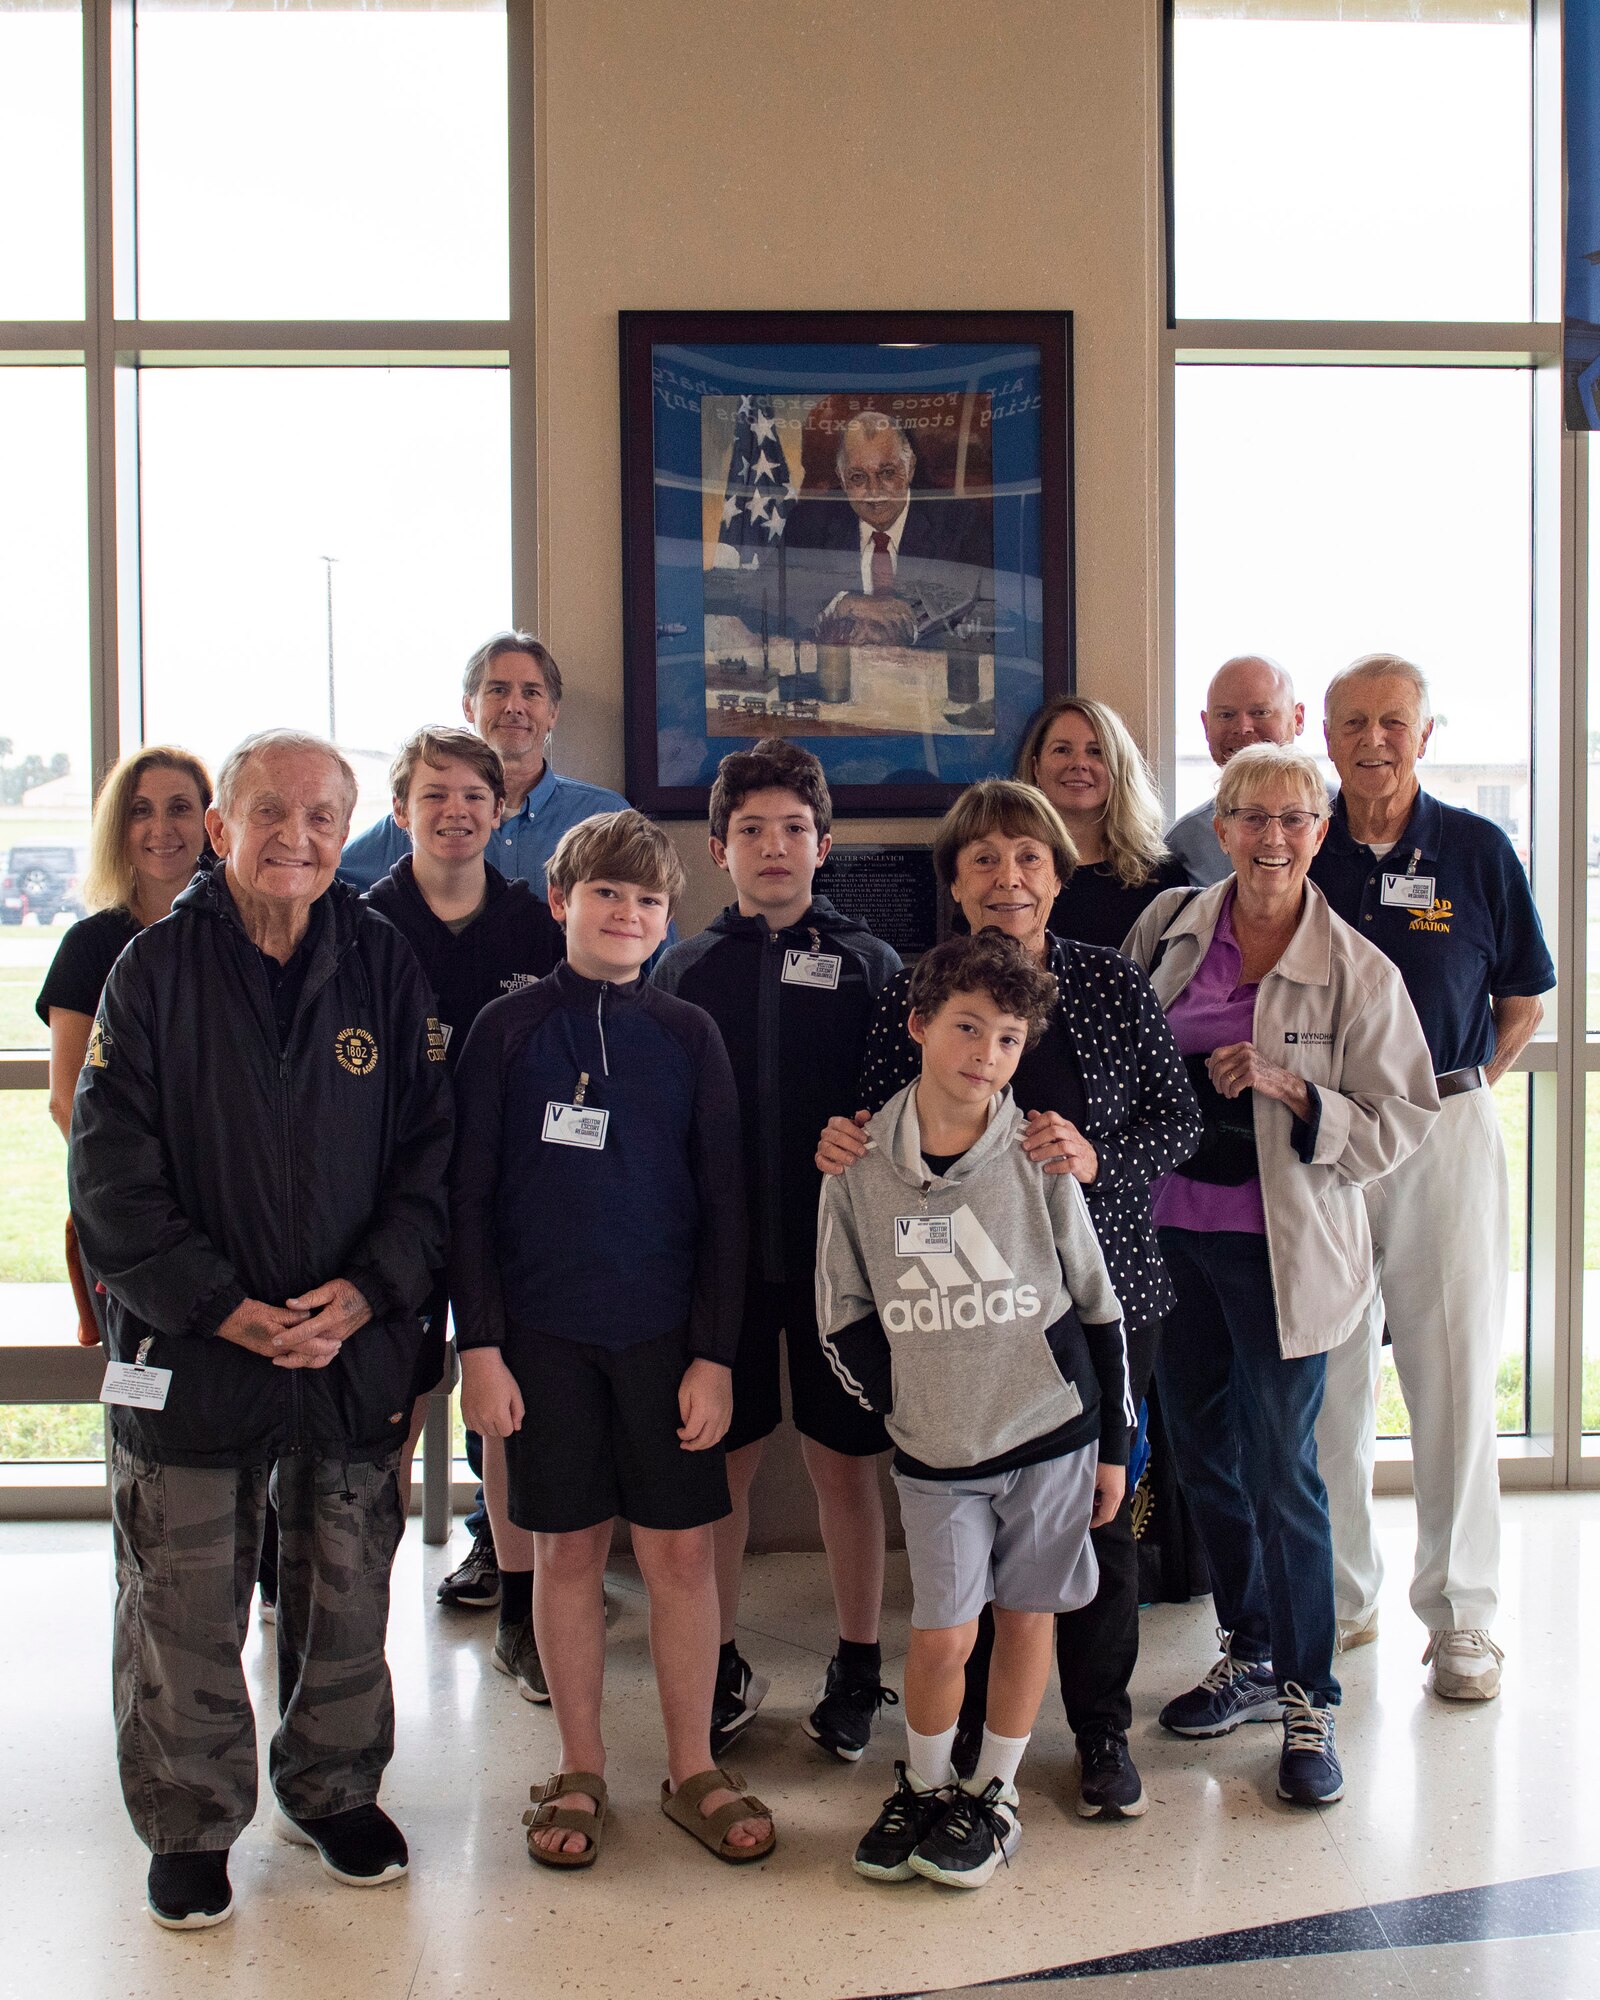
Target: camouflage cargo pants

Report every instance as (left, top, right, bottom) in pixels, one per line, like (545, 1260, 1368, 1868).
(111, 1445, 404, 1855)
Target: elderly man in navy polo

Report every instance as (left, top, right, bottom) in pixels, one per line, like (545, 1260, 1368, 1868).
(338, 631, 630, 896)
(1310, 653, 1552, 1704)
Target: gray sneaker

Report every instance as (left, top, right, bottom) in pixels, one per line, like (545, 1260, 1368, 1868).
(493, 1617, 550, 1703)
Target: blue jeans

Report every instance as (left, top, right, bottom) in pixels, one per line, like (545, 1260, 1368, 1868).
(1156, 1228, 1339, 1705)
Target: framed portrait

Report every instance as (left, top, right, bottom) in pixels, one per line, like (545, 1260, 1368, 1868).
(619, 310, 1074, 817)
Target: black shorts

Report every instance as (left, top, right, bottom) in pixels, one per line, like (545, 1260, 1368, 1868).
(502, 1325, 731, 1534)
(726, 1273, 890, 1458)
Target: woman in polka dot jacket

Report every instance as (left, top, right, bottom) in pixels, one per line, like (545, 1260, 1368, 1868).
(817, 779, 1200, 1821)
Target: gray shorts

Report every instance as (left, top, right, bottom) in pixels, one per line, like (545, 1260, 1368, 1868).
(893, 1443, 1101, 1630)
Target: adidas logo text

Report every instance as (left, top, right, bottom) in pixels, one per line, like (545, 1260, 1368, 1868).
(883, 1285, 1041, 1333)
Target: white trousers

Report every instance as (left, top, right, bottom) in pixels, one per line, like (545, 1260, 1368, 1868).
(1315, 1087, 1508, 1633)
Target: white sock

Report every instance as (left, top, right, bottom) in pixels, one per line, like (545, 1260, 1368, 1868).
(966, 1726, 1029, 1793)
(905, 1722, 957, 1791)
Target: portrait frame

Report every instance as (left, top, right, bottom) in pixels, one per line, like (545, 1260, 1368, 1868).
(619, 309, 1075, 817)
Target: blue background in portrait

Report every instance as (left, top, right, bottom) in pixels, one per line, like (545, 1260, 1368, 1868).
(650, 341, 1048, 789)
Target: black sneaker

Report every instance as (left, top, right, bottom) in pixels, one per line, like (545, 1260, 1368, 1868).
(492, 1616, 550, 1703)
(1075, 1726, 1148, 1820)
(146, 1850, 233, 1930)
(951, 1708, 983, 1783)
(274, 1803, 409, 1886)
(437, 1527, 500, 1609)
(710, 1648, 770, 1760)
(802, 1656, 899, 1762)
(853, 1761, 953, 1882)
(908, 1777, 1021, 1889)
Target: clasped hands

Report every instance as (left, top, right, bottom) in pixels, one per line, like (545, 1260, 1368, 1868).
(214, 1277, 372, 1370)
(817, 594, 919, 649)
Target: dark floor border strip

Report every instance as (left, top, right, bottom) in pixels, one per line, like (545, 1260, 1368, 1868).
(851, 1864, 1600, 1998)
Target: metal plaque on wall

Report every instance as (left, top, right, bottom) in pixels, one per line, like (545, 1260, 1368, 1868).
(815, 845, 941, 961)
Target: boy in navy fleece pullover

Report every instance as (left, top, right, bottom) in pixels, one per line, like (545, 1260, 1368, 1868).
(450, 811, 774, 1868)
(653, 739, 901, 1763)
(364, 723, 563, 1684)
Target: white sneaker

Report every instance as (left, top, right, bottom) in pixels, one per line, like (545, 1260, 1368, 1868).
(1423, 1628, 1503, 1702)
(1336, 1606, 1378, 1652)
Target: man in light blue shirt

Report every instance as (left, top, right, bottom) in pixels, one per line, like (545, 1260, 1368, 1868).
(339, 631, 633, 897)
(1165, 655, 1306, 885)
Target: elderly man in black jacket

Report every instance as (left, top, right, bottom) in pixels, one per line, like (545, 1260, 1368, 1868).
(71, 728, 452, 1931)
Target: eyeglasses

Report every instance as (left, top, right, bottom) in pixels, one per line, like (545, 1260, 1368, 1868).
(1222, 808, 1326, 835)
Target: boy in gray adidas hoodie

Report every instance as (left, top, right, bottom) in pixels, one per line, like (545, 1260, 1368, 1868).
(816, 932, 1130, 1890)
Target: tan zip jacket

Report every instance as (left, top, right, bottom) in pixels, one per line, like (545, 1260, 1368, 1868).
(1123, 880, 1440, 1359)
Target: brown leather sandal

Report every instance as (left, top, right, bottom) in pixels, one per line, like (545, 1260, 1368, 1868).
(523, 1771, 608, 1869)
(660, 1766, 776, 1864)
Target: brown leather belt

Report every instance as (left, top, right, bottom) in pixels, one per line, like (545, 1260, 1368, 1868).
(1436, 1065, 1485, 1099)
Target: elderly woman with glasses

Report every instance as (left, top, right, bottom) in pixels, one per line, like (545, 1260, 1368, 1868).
(1122, 742, 1439, 1811)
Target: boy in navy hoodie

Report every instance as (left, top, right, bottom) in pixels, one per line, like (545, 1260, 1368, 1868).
(365, 725, 562, 1695)
(654, 740, 902, 1763)
(450, 811, 774, 1869)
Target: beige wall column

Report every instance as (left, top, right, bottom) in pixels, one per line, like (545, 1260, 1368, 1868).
(535, 0, 1165, 933)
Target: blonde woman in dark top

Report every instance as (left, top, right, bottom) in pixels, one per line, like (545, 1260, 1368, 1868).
(1017, 696, 1187, 948)
(37, 746, 213, 1138)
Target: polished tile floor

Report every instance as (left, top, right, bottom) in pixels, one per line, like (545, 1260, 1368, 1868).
(2, 1493, 1597, 2000)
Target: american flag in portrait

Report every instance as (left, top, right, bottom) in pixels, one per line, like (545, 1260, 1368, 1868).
(712, 396, 798, 568)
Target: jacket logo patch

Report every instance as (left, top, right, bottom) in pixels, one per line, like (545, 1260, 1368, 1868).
(425, 1017, 449, 1063)
(883, 1204, 1041, 1333)
(84, 1018, 110, 1070)
(335, 1026, 380, 1076)
(499, 973, 539, 995)
(1409, 897, 1453, 933)
(1284, 1031, 1332, 1046)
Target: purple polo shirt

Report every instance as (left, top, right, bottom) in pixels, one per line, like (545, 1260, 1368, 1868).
(1152, 892, 1266, 1235)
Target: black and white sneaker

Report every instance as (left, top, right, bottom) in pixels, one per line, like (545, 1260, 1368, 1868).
(710, 1648, 770, 1760)
(492, 1616, 550, 1703)
(436, 1527, 500, 1609)
(803, 1656, 899, 1762)
(853, 1762, 953, 1882)
(908, 1777, 1021, 1889)
(274, 1803, 409, 1886)
(146, 1850, 233, 1930)
(1075, 1726, 1148, 1820)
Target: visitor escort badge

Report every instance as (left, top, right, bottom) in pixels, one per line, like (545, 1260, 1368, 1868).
(781, 949, 842, 991)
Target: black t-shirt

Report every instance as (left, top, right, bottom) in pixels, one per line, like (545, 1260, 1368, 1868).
(1011, 1017, 1089, 1130)
(257, 925, 318, 1053)
(921, 1147, 969, 1178)
(35, 908, 142, 1024)
(1048, 854, 1190, 952)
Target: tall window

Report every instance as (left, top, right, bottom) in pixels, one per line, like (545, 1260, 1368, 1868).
(0, 0, 526, 1482)
(1168, 0, 1571, 1461)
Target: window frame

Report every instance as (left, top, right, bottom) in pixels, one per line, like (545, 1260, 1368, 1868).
(1160, 0, 1598, 1493)
(0, 0, 534, 1526)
